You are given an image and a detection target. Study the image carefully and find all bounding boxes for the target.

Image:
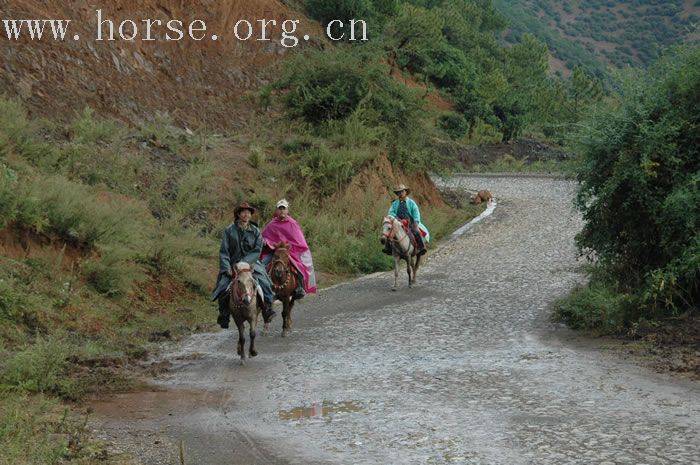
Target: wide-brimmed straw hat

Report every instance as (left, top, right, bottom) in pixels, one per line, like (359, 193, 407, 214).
(393, 184, 410, 195)
(234, 202, 256, 217)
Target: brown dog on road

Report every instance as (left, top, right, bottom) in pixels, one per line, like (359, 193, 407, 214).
(469, 190, 493, 204)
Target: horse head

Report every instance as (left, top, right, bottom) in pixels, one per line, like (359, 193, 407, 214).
(271, 242, 292, 287)
(273, 241, 291, 261)
(382, 216, 396, 242)
(231, 262, 256, 306)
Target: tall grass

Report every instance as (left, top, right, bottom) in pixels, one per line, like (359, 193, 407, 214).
(0, 334, 81, 399)
(0, 393, 118, 464)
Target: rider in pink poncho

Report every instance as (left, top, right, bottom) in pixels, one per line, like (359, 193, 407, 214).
(261, 199, 317, 299)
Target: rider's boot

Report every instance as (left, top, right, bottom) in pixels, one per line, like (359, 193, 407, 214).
(381, 239, 393, 255)
(262, 305, 277, 323)
(293, 272, 306, 300)
(217, 295, 230, 329)
(414, 230, 427, 256)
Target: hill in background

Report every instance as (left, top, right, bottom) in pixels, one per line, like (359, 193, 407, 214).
(495, 0, 700, 77)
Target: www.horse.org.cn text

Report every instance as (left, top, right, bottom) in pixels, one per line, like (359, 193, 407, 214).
(1, 10, 370, 47)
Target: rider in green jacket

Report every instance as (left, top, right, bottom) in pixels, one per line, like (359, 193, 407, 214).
(384, 184, 427, 256)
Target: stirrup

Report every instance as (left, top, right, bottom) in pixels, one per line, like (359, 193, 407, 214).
(263, 308, 277, 323)
(217, 312, 230, 329)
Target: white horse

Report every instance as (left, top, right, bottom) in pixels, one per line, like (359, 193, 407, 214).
(381, 215, 422, 291)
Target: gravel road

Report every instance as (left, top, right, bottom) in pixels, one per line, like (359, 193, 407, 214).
(90, 175, 700, 465)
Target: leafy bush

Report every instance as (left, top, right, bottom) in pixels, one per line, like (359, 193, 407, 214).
(438, 112, 468, 139)
(554, 280, 631, 332)
(573, 46, 700, 321)
(84, 250, 144, 299)
(0, 335, 82, 400)
(0, 99, 49, 163)
(277, 47, 423, 128)
(294, 141, 375, 196)
(306, 0, 395, 38)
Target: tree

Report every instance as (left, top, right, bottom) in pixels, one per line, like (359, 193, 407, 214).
(568, 66, 603, 120)
(574, 47, 700, 317)
(383, 4, 445, 71)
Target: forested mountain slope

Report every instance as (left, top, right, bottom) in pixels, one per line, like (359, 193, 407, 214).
(495, 0, 700, 77)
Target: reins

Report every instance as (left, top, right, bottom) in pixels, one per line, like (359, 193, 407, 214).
(270, 258, 293, 292)
(384, 217, 413, 256)
(230, 269, 256, 306)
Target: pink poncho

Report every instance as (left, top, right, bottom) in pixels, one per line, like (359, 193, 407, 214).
(261, 215, 317, 294)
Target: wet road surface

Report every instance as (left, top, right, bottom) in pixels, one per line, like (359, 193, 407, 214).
(91, 176, 700, 465)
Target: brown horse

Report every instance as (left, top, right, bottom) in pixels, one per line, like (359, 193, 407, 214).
(381, 215, 422, 291)
(228, 262, 264, 364)
(268, 241, 298, 337)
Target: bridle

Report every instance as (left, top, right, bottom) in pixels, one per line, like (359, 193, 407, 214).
(382, 218, 394, 241)
(230, 268, 256, 305)
(383, 217, 412, 255)
(270, 258, 293, 292)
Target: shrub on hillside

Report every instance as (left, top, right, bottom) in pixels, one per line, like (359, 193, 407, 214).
(277, 48, 424, 130)
(438, 112, 468, 139)
(305, 0, 396, 38)
(0, 334, 82, 400)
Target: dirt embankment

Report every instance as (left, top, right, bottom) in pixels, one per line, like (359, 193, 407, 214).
(340, 153, 447, 209)
(0, 0, 322, 128)
(0, 225, 89, 270)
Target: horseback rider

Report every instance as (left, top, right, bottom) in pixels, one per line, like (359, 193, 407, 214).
(211, 202, 276, 329)
(261, 199, 317, 300)
(383, 184, 427, 256)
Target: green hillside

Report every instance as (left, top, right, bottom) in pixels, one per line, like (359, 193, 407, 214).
(495, 0, 700, 78)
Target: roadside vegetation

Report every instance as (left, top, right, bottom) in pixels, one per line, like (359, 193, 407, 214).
(555, 46, 699, 335)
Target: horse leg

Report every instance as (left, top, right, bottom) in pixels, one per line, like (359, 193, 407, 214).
(236, 320, 246, 364)
(281, 297, 290, 337)
(392, 254, 399, 291)
(412, 254, 421, 285)
(249, 317, 258, 358)
(407, 256, 413, 288)
(262, 302, 270, 336)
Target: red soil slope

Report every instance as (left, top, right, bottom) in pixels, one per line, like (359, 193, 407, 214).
(0, 0, 322, 127)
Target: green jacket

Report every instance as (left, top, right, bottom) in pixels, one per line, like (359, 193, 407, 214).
(388, 197, 421, 224)
(210, 221, 268, 301)
(388, 197, 430, 242)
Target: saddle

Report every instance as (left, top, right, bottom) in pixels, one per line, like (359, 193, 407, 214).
(399, 219, 418, 248)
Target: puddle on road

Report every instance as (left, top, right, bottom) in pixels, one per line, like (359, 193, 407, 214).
(278, 401, 363, 420)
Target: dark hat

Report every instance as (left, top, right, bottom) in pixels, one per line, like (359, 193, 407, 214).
(234, 202, 256, 218)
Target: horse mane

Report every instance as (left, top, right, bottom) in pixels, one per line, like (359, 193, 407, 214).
(234, 262, 254, 277)
(235, 262, 251, 272)
(274, 241, 290, 250)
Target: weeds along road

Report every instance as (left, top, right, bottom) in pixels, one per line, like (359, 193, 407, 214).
(91, 176, 700, 465)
